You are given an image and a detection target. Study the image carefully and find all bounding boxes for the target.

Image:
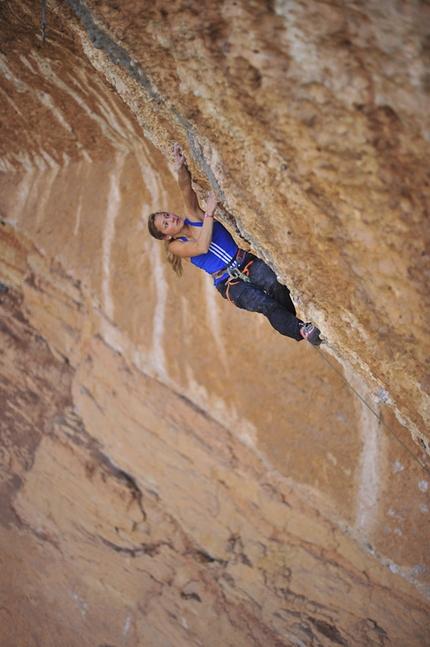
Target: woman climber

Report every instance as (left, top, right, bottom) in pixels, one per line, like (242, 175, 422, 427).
(147, 143, 322, 346)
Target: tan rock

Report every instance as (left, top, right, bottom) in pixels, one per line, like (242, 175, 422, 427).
(0, 0, 429, 645)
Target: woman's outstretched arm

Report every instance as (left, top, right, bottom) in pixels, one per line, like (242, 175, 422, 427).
(174, 143, 204, 221)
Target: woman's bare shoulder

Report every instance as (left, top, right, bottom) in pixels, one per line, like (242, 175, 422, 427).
(169, 236, 205, 259)
(169, 238, 191, 259)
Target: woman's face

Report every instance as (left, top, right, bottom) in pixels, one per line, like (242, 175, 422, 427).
(154, 213, 184, 238)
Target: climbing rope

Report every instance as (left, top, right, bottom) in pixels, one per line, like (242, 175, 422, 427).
(313, 345, 430, 477)
(41, 0, 47, 43)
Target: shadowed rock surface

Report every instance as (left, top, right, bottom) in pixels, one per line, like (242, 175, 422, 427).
(0, 1, 429, 645)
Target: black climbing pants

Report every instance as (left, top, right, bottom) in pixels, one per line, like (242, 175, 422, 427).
(216, 255, 304, 341)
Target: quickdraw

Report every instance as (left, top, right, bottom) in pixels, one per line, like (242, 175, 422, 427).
(211, 248, 248, 282)
(225, 258, 255, 306)
(212, 249, 255, 306)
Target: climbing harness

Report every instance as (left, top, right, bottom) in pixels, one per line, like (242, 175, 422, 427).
(225, 258, 255, 306)
(313, 345, 430, 477)
(211, 249, 249, 282)
(212, 250, 255, 306)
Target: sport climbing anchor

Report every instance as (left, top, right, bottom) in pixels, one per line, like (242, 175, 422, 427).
(147, 143, 323, 345)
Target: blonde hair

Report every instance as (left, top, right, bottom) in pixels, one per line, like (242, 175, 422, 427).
(148, 212, 183, 277)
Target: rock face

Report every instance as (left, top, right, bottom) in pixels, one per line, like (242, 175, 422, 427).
(0, 1, 429, 646)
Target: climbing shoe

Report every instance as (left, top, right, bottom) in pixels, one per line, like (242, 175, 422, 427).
(299, 322, 323, 346)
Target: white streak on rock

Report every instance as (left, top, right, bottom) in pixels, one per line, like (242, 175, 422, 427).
(349, 370, 386, 534)
(148, 238, 168, 381)
(37, 91, 76, 136)
(102, 154, 125, 321)
(34, 163, 59, 227)
(7, 167, 36, 226)
(122, 615, 131, 644)
(19, 55, 37, 75)
(274, 1, 318, 69)
(135, 142, 169, 380)
(0, 86, 25, 118)
(74, 191, 83, 236)
(30, 52, 131, 150)
(203, 273, 229, 372)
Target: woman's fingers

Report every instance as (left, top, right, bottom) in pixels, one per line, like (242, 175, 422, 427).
(206, 192, 218, 213)
(174, 142, 185, 169)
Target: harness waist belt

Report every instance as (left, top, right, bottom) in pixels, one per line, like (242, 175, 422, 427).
(211, 249, 248, 281)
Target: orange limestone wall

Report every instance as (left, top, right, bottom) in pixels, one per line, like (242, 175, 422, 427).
(0, 1, 429, 646)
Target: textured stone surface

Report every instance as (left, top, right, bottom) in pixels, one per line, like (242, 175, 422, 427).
(0, 0, 429, 645)
(1, 276, 429, 647)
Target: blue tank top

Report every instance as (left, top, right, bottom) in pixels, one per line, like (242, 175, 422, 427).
(181, 219, 239, 285)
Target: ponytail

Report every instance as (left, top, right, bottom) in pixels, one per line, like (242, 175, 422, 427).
(148, 212, 183, 277)
(164, 240, 183, 277)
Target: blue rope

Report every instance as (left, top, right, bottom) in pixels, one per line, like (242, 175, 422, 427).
(41, 0, 47, 43)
